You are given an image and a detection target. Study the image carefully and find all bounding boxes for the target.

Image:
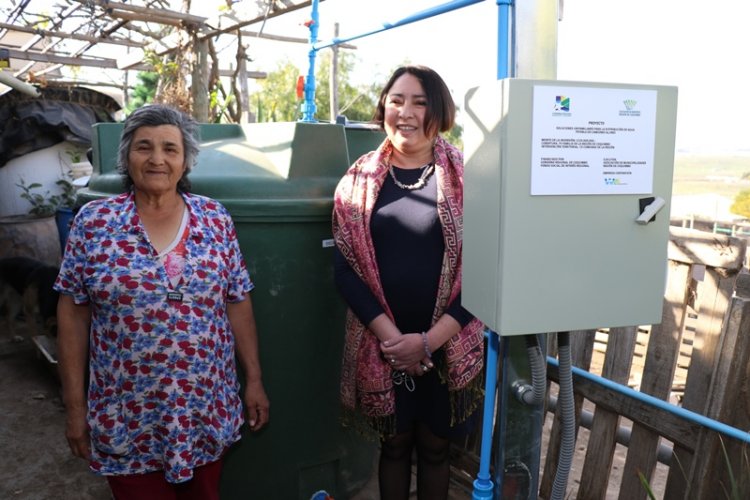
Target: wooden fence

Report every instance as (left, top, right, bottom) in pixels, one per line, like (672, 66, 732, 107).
(452, 226, 750, 499)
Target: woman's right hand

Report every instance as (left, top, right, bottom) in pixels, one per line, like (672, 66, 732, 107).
(65, 405, 91, 460)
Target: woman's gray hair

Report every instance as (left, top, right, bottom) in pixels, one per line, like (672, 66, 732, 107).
(117, 104, 200, 192)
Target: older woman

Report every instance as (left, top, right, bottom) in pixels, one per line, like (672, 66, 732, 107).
(55, 104, 269, 500)
(333, 66, 485, 500)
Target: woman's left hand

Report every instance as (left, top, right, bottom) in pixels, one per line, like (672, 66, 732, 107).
(243, 380, 270, 431)
(381, 333, 432, 372)
(404, 359, 433, 377)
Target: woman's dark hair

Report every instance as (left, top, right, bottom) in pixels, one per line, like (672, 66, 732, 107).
(117, 104, 200, 192)
(373, 65, 456, 139)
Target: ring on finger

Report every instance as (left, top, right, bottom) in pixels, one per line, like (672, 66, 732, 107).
(421, 364, 429, 372)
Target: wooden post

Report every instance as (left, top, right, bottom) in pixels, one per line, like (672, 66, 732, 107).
(329, 23, 339, 122)
(665, 267, 738, 498)
(689, 272, 750, 499)
(191, 36, 209, 122)
(238, 44, 249, 123)
(577, 326, 638, 499)
(618, 260, 691, 500)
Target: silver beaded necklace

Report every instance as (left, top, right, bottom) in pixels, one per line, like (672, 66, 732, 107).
(388, 163, 435, 191)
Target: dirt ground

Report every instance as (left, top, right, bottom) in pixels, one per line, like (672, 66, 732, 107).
(0, 336, 111, 500)
(0, 333, 665, 500)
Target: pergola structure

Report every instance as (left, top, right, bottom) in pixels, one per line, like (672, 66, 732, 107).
(0, 0, 328, 120)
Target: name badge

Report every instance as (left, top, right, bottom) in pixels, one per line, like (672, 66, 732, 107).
(167, 292, 183, 302)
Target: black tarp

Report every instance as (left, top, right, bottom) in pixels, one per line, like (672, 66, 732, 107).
(0, 85, 120, 167)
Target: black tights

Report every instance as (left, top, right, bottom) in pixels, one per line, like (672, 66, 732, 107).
(378, 422, 451, 500)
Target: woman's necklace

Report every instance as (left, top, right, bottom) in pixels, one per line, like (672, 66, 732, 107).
(389, 163, 435, 191)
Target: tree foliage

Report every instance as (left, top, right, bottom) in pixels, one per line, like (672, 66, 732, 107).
(249, 51, 381, 124)
(249, 59, 304, 122)
(731, 190, 750, 219)
(125, 71, 158, 114)
(313, 51, 380, 123)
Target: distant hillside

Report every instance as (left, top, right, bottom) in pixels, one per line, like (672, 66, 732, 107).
(672, 153, 750, 200)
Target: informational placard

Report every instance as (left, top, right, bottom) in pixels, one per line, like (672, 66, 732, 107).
(530, 85, 657, 195)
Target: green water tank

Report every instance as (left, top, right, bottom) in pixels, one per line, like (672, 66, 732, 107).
(84, 121, 385, 499)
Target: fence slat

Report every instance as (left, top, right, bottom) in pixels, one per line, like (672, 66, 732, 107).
(576, 326, 637, 500)
(690, 272, 750, 499)
(665, 268, 736, 498)
(619, 261, 692, 500)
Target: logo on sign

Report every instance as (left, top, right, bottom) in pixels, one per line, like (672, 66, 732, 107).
(554, 95, 570, 112)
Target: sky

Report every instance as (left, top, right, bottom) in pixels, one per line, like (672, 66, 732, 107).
(11, 0, 748, 153)
(256, 0, 749, 154)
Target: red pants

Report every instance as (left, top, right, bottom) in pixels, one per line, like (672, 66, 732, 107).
(106, 459, 223, 500)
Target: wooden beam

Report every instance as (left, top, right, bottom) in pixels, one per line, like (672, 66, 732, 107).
(0, 22, 143, 48)
(239, 29, 356, 49)
(70, 0, 207, 26)
(4, 47, 267, 79)
(105, 11, 186, 28)
(218, 69, 267, 79)
(547, 363, 701, 451)
(3, 47, 131, 69)
(201, 0, 322, 40)
(668, 226, 746, 271)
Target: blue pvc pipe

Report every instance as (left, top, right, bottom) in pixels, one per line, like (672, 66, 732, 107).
(313, 0, 484, 51)
(496, 0, 512, 79)
(472, 329, 500, 499)
(300, 0, 320, 122)
(472, 3, 512, 498)
(547, 357, 750, 445)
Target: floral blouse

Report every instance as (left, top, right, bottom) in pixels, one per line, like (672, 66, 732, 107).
(54, 191, 253, 483)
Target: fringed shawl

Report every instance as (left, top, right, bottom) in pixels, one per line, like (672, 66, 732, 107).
(332, 136, 485, 435)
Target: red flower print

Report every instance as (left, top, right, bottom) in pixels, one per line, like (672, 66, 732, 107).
(152, 353, 168, 363)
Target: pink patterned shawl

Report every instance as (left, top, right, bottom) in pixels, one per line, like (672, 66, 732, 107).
(333, 136, 485, 432)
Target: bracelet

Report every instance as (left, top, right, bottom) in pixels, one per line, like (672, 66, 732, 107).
(421, 331, 432, 359)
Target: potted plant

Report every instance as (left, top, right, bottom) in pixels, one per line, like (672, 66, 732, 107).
(16, 175, 77, 252)
(65, 147, 93, 179)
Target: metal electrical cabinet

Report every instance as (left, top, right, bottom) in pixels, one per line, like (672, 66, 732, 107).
(462, 79, 678, 335)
